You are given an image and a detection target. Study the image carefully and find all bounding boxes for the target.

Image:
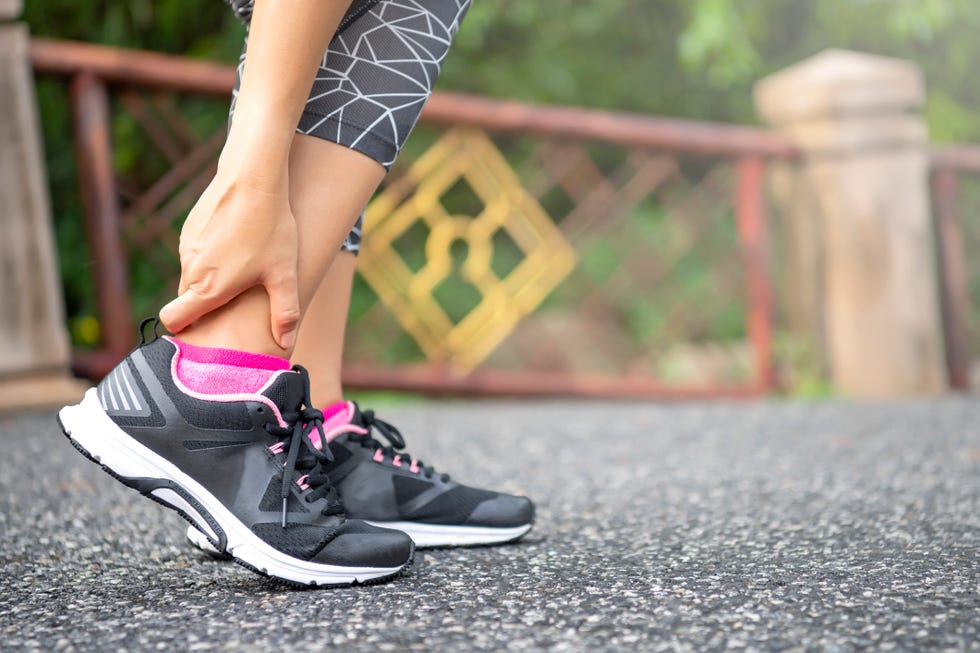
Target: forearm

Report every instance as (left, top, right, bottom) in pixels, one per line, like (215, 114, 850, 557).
(219, 0, 354, 185)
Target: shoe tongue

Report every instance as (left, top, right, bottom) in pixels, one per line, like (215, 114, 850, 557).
(260, 370, 306, 411)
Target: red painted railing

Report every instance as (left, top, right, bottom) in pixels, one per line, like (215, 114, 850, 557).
(931, 145, 980, 391)
(31, 37, 798, 398)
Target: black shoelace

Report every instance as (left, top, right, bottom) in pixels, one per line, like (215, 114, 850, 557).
(264, 366, 344, 528)
(351, 409, 450, 482)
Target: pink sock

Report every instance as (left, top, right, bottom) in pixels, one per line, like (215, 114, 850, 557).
(166, 336, 290, 396)
(321, 400, 349, 425)
(308, 400, 361, 449)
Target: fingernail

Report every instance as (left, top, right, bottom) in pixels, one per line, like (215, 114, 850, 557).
(281, 330, 296, 351)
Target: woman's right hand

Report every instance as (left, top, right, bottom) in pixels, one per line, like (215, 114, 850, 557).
(159, 168, 301, 351)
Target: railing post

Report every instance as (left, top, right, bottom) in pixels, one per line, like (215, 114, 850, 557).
(70, 72, 134, 370)
(735, 155, 775, 392)
(0, 1, 85, 410)
(756, 50, 946, 397)
(932, 167, 971, 390)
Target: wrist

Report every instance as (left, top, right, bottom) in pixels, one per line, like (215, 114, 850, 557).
(217, 117, 293, 190)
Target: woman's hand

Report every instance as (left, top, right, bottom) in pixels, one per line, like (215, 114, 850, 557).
(159, 169, 301, 350)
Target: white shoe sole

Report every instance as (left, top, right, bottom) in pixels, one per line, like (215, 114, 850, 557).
(188, 519, 532, 554)
(363, 521, 533, 548)
(59, 388, 410, 586)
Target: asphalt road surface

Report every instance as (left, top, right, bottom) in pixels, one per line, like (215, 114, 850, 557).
(2, 398, 978, 652)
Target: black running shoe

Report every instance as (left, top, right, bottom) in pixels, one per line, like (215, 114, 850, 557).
(189, 400, 534, 551)
(58, 333, 413, 586)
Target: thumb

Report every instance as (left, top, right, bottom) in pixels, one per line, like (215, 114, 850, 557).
(264, 272, 301, 351)
(159, 284, 234, 335)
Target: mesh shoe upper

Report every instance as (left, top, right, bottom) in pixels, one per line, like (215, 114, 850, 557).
(315, 402, 534, 528)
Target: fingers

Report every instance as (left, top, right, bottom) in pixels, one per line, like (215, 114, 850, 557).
(264, 270, 301, 351)
(159, 273, 238, 335)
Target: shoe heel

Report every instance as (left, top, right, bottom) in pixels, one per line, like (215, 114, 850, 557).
(58, 389, 226, 548)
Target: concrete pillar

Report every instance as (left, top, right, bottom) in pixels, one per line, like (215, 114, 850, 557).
(755, 49, 946, 397)
(0, 1, 86, 410)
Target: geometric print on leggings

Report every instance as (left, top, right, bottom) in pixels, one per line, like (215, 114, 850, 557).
(341, 215, 364, 255)
(230, 0, 471, 170)
(297, 0, 472, 169)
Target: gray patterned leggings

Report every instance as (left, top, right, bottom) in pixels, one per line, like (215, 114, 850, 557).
(228, 0, 472, 254)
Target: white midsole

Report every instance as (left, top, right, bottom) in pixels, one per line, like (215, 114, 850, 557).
(60, 388, 405, 585)
(186, 524, 230, 556)
(363, 521, 533, 547)
(188, 520, 533, 552)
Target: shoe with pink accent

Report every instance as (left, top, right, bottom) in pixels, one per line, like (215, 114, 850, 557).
(188, 400, 534, 551)
(58, 324, 413, 586)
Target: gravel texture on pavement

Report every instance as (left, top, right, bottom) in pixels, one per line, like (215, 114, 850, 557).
(1, 398, 978, 652)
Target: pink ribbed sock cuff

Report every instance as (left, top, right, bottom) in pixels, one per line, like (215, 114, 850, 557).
(308, 400, 362, 450)
(166, 336, 290, 396)
(321, 400, 349, 424)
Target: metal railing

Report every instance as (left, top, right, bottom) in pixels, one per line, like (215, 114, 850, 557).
(31, 38, 797, 398)
(931, 145, 980, 391)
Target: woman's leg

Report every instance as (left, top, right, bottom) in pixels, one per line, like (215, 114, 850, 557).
(158, 0, 366, 356)
(292, 251, 357, 408)
(182, 0, 535, 554)
(180, 0, 474, 388)
(175, 0, 474, 358)
(61, 1, 430, 587)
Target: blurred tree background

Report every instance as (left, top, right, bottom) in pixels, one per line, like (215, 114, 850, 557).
(24, 0, 980, 350)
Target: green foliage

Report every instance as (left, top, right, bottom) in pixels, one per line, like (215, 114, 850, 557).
(25, 0, 244, 330)
(678, 0, 761, 87)
(440, 0, 980, 136)
(24, 0, 243, 56)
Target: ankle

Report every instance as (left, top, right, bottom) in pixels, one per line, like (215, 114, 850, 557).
(307, 384, 344, 411)
(174, 286, 292, 359)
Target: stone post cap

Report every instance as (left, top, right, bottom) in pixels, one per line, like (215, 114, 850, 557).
(754, 49, 924, 125)
(0, 0, 22, 20)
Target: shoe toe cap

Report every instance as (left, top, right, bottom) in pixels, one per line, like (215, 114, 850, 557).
(465, 494, 535, 528)
(312, 520, 414, 569)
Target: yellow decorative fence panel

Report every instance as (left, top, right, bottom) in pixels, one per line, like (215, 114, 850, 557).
(359, 128, 577, 372)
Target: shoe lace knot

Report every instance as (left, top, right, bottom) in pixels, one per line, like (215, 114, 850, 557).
(263, 365, 344, 528)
